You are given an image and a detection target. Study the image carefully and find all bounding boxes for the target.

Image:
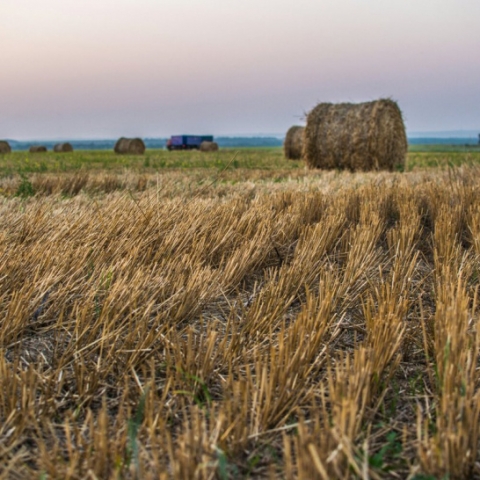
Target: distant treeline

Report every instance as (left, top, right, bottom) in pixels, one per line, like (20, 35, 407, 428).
(409, 137, 479, 145)
(6, 137, 284, 151)
(4, 136, 479, 151)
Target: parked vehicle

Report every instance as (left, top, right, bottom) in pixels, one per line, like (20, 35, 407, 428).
(166, 135, 214, 150)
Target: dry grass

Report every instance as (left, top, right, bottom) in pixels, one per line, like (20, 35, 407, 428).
(1, 163, 480, 479)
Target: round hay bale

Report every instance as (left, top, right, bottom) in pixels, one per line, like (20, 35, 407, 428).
(199, 141, 219, 152)
(29, 145, 47, 153)
(0, 141, 11, 154)
(304, 99, 407, 171)
(284, 126, 305, 160)
(114, 137, 145, 155)
(53, 142, 73, 153)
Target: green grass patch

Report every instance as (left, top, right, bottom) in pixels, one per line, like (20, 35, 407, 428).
(0, 148, 301, 176)
(2, 145, 480, 177)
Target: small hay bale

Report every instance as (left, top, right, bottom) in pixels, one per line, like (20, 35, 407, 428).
(114, 137, 145, 155)
(304, 99, 407, 171)
(53, 142, 73, 153)
(284, 126, 305, 160)
(29, 145, 47, 153)
(199, 141, 219, 152)
(0, 141, 11, 154)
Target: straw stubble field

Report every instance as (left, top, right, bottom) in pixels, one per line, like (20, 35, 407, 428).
(1, 149, 480, 479)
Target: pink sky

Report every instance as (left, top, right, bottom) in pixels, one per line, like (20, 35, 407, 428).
(1, 0, 479, 139)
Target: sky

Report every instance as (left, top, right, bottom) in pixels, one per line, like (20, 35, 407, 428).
(1, 0, 480, 140)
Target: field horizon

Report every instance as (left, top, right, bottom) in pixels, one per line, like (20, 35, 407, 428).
(2, 132, 480, 152)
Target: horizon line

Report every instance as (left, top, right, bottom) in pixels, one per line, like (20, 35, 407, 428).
(4, 129, 480, 143)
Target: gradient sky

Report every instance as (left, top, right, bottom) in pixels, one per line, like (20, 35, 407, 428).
(1, 0, 479, 139)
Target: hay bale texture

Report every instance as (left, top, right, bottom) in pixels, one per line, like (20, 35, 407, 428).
(29, 145, 47, 153)
(0, 141, 11, 154)
(304, 99, 407, 171)
(53, 142, 73, 153)
(114, 137, 145, 155)
(199, 141, 219, 152)
(284, 126, 305, 160)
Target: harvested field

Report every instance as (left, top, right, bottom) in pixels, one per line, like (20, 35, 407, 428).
(1, 149, 480, 478)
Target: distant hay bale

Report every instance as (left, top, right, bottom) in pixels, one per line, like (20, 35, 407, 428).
(304, 99, 407, 171)
(0, 141, 11, 154)
(53, 142, 73, 153)
(199, 141, 219, 152)
(29, 145, 47, 153)
(114, 137, 145, 155)
(284, 126, 305, 160)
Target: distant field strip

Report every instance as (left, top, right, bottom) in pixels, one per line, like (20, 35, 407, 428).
(1, 163, 480, 478)
(1, 147, 480, 179)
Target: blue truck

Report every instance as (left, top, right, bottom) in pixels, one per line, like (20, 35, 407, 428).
(166, 135, 214, 151)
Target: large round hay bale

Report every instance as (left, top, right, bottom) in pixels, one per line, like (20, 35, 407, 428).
(29, 145, 47, 153)
(284, 126, 305, 160)
(304, 99, 407, 171)
(114, 137, 145, 155)
(0, 141, 11, 154)
(199, 141, 219, 152)
(53, 142, 73, 153)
